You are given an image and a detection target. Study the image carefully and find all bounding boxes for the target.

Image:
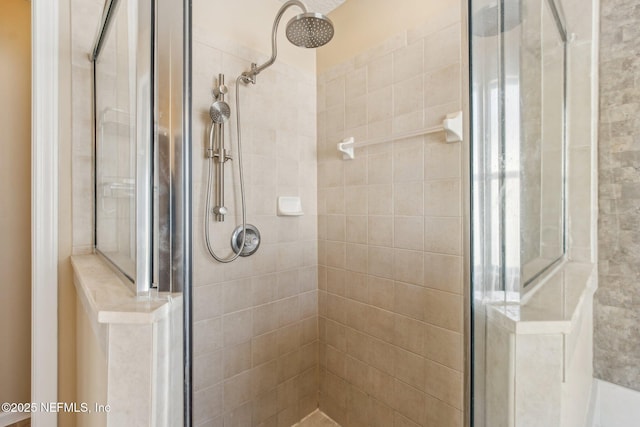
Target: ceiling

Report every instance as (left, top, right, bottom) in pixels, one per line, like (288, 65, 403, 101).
(277, 0, 346, 15)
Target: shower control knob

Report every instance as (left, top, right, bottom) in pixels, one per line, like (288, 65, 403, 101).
(231, 224, 261, 257)
(213, 206, 228, 216)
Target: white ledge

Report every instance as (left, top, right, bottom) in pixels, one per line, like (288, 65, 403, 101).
(71, 254, 181, 325)
(487, 262, 597, 335)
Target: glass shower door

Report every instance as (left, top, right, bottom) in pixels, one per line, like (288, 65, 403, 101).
(470, 0, 568, 425)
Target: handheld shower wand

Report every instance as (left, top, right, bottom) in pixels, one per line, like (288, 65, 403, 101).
(208, 74, 232, 221)
(204, 74, 249, 263)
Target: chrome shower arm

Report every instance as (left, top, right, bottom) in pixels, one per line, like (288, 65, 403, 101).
(241, 0, 307, 82)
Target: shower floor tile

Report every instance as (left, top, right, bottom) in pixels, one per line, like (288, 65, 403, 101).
(294, 410, 340, 427)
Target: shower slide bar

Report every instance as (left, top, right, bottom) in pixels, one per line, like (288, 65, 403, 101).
(337, 110, 463, 160)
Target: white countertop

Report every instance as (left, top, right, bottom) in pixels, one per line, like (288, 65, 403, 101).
(71, 254, 181, 325)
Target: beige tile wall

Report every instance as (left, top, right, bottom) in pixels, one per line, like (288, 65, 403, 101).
(316, 6, 465, 427)
(190, 31, 319, 427)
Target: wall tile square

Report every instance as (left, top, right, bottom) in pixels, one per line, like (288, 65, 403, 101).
(344, 158, 368, 186)
(368, 153, 393, 185)
(423, 253, 463, 294)
(394, 40, 425, 84)
(367, 53, 393, 92)
(394, 216, 425, 251)
(368, 185, 394, 216)
(394, 249, 425, 286)
(423, 359, 463, 410)
(224, 341, 252, 379)
(326, 77, 346, 108)
(394, 182, 424, 216)
(424, 140, 461, 180)
(394, 281, 427, 321)
(252, 331, 279, 367)
(368, 275, 395, 311)
(394, 141, 425, 182)
(424, 179, 461, 217)
(393, 314, 425, 355)
(368, 246, 395, 279)
(368, 86, 394, 123)
(423, 289, 462, 332)
(424, 217, 462, 255)
(394, 75, 425, 117)
(345, 186, 369, 215)
(346, 96, 368, 130)
(395, 347, 426, 391)
(424, 64, 461, 108)
(346, 215, 368, 244)
(393, 379, 426, 425)
(424, 24, 462, 72)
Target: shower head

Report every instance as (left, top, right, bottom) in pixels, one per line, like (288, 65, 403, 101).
(240, 0, 335, 83)
(286, 12, 334, 48)
(210, 100, 230, 124)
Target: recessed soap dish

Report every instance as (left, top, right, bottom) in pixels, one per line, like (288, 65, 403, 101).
(277, 196, 304, 216)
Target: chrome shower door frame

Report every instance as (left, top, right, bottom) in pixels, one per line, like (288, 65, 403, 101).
(155, 1, 192, 426)
(155, 0, 192, 295)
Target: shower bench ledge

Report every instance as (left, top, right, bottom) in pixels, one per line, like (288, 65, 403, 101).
(71, 254, 181, 325)
(486, 262, 597, 335)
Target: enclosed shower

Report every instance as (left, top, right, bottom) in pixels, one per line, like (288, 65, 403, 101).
(84, 0, 469, 425)
(77, 0, 599, 425)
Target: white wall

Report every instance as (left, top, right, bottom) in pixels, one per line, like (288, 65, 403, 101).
(0, 0, 31, 409)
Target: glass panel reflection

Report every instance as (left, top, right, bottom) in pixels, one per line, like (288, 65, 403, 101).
(519, 0, 566, 285)
(95, 0, 137, 280)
